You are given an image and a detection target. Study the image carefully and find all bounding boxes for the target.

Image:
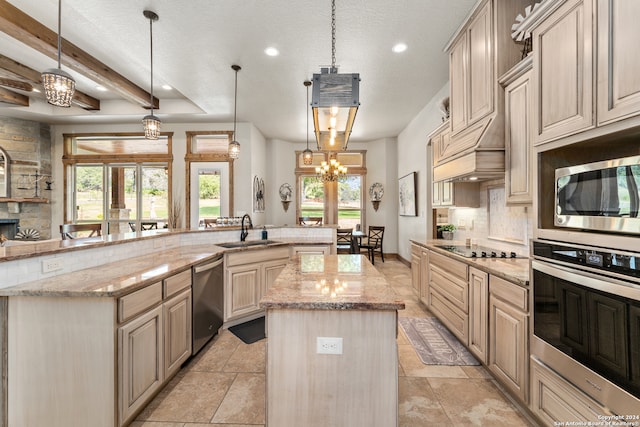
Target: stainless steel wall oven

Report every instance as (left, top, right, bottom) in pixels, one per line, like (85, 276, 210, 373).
(531, 239, 640, 414)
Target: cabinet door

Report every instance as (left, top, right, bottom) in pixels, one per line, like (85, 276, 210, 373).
(226, 263, 261, 321)
(467, 1, 493, 125)
(419, 250, 430, 306)
(432, 180, 442, 207)
(489, 294, 528, 402)
(164, 289, 192, 377)
(441, 181, 453, 206)
(468, 267, 488, 364)
(119, 305, 164, 425)
(504, 69, 532, 204)
(411, 251, 420, 295)
(263, 258, 288, 296)
(450, 34, 468, 135)
(597, 0, 640, 125)
(533, 0, 594, 144)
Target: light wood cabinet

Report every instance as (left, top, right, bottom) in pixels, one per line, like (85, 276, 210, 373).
(531, 358, 609, 425)
(411, 244, 420, 295)
(501, 58, 533, 205)
(489, 275, 529, 403)
(290, 244, 331, 256)
(596, 0, 640, 125)
(225, 247, 290, 323)
(163, 289, 192, 377)
(427, 251, 469, 345)
(532, 0, 594, 144)
(119, 305, 164, 425)
(468, 267, 488, 364)
(419, 249, 429, 307)
(432, 181, 480, 208)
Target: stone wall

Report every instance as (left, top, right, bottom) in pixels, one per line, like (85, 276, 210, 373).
(0, 117, 52, 239)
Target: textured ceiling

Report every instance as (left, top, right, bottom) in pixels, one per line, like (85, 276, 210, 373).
(0, 0, 481, 143)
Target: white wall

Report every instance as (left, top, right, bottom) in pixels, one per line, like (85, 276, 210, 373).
(396, 83, 450, 261)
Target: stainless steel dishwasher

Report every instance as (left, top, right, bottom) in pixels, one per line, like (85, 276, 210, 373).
(192, 255, 224, 355)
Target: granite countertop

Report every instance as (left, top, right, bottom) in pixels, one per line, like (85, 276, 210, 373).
(260, 254, 406, 311)
(410, 239, 530, 287)
(0, 239, 332, 298)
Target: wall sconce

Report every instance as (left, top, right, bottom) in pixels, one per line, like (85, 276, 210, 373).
(279, 183, 292, 212)
(369, 182, 384, 211)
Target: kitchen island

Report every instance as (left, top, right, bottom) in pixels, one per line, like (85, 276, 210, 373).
(260, 254, 405, 427)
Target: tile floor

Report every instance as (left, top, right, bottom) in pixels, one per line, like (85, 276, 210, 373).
(133, 259, 536, 427)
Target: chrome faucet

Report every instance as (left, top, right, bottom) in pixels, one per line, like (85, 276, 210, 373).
(240, 214, 253, 241)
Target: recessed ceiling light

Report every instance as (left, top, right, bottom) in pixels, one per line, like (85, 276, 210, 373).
(95, 85, 107, 91)
(469, 176, 478, 181)
(265, 47, 279, 57)
(162, 84, 172, 90)
(392, 43, 408, 53)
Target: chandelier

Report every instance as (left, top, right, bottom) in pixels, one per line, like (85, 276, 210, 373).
(311, 0, 360, 151)
(41, 0, 76, 107)
(142, 10, 161, 140)
(316, 155, 347, 182)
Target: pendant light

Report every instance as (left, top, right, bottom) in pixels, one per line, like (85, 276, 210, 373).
(142, 10, 161, 140)
(41, 0, 76, 107)
(228, 65, 241, 159)
(312, 0, 360, 151)
(302, 80, 313, 165)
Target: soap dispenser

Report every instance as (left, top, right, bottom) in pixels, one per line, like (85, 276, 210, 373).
(261, 226, 268, 240)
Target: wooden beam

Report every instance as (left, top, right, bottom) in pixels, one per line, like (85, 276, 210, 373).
(0, 54, 100, 110)
(0, 77, 32, 92)
(0, 0, 157, 109)
(0, 87, 29, 106)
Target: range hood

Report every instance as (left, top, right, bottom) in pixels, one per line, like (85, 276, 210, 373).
(433, 115, 505, 182)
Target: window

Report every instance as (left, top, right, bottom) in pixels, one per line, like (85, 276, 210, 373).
(185, 131, 235, 228)
(295, 150, 366, 228)
(63, 133, 173, 234)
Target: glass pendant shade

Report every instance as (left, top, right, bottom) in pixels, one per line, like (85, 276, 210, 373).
(228, 139, 240, 159)
(42, 68, 75, 107)
(142, 114, 161, 140)
(302, 148, 313, 165)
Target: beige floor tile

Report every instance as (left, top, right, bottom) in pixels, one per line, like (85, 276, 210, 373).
(211, 373, 265, 424)
(136, 371, 236, 423)
(398, 376, 453, 427)
(398, 344, 469, 378)
(223, 339, 266, 373)
(129, 422, 184, 427)
(462, 365, 493, 379)
(428, 378, 531, 426)
(186, 331, 240, 373)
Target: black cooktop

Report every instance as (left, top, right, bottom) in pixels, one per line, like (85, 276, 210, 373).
(435, 244, 520, 258)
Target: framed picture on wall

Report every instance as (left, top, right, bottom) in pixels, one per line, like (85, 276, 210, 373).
(253, 175, 265, 212)
(398, 172, 417, 216)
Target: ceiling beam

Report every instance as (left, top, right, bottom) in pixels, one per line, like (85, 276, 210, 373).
(0, 0, 157, 109)
(0, 86, 29, 106)
(0, 77, 32, 92)
(0, 54, 100, 110)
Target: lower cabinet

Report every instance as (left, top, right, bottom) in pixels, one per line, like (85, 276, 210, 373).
(530, 358, 608, 425)
(489, 275, 529, 403)
(163, 289, 192, 377)
(468, 267, 488, 364)
(290, 244, 331, 256)
(225, 247, 290, 323)
(419, 248, 430, 306)
(411, 244, 421, 295)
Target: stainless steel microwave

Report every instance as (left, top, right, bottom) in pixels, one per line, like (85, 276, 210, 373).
(555, 155, 640, 235)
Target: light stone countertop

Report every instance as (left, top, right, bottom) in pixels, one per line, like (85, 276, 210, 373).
(410, 239, 530, 287)
(260, 254, 406, 311)
(0, 239, 329, 298)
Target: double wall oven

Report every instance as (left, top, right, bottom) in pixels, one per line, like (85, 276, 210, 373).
(533, 140, 640, 415)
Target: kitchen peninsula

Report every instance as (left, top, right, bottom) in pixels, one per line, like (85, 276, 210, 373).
(260, 254, 405, 427)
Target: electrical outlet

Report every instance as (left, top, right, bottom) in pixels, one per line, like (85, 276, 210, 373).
(42, 258, 63, 273)
(316, 337, 343, 355)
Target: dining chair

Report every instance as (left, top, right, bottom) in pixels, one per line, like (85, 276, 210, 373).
(336, 228, 353, 254)
(359, 225, 385, 265)
(299, 216, 323, 226)
(60, 223, 102, 240)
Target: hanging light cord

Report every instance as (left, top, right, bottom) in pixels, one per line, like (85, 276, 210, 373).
(233, 68, 238, 139)
(306, 82, 309, 149)
(331, 0, 336, 71)
(56, 0, 62, 69)
(149, 15, 154, 114)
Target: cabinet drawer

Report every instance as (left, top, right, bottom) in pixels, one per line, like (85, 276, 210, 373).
(430, 251, 468, 281)
(430, 264, 468, 312)
(429, 288, 468, 345)
(118, 282, 162, 323)
(490, 275, 528, 312)
(163, 269, 191, 298)
(226, 247, 290, 267)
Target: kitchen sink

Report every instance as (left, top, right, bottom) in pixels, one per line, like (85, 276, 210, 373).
(217, 240, 278, 248)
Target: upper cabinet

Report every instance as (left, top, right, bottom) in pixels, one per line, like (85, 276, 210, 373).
(435, 0, 530, 182)
(526, 0, 640, 145)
